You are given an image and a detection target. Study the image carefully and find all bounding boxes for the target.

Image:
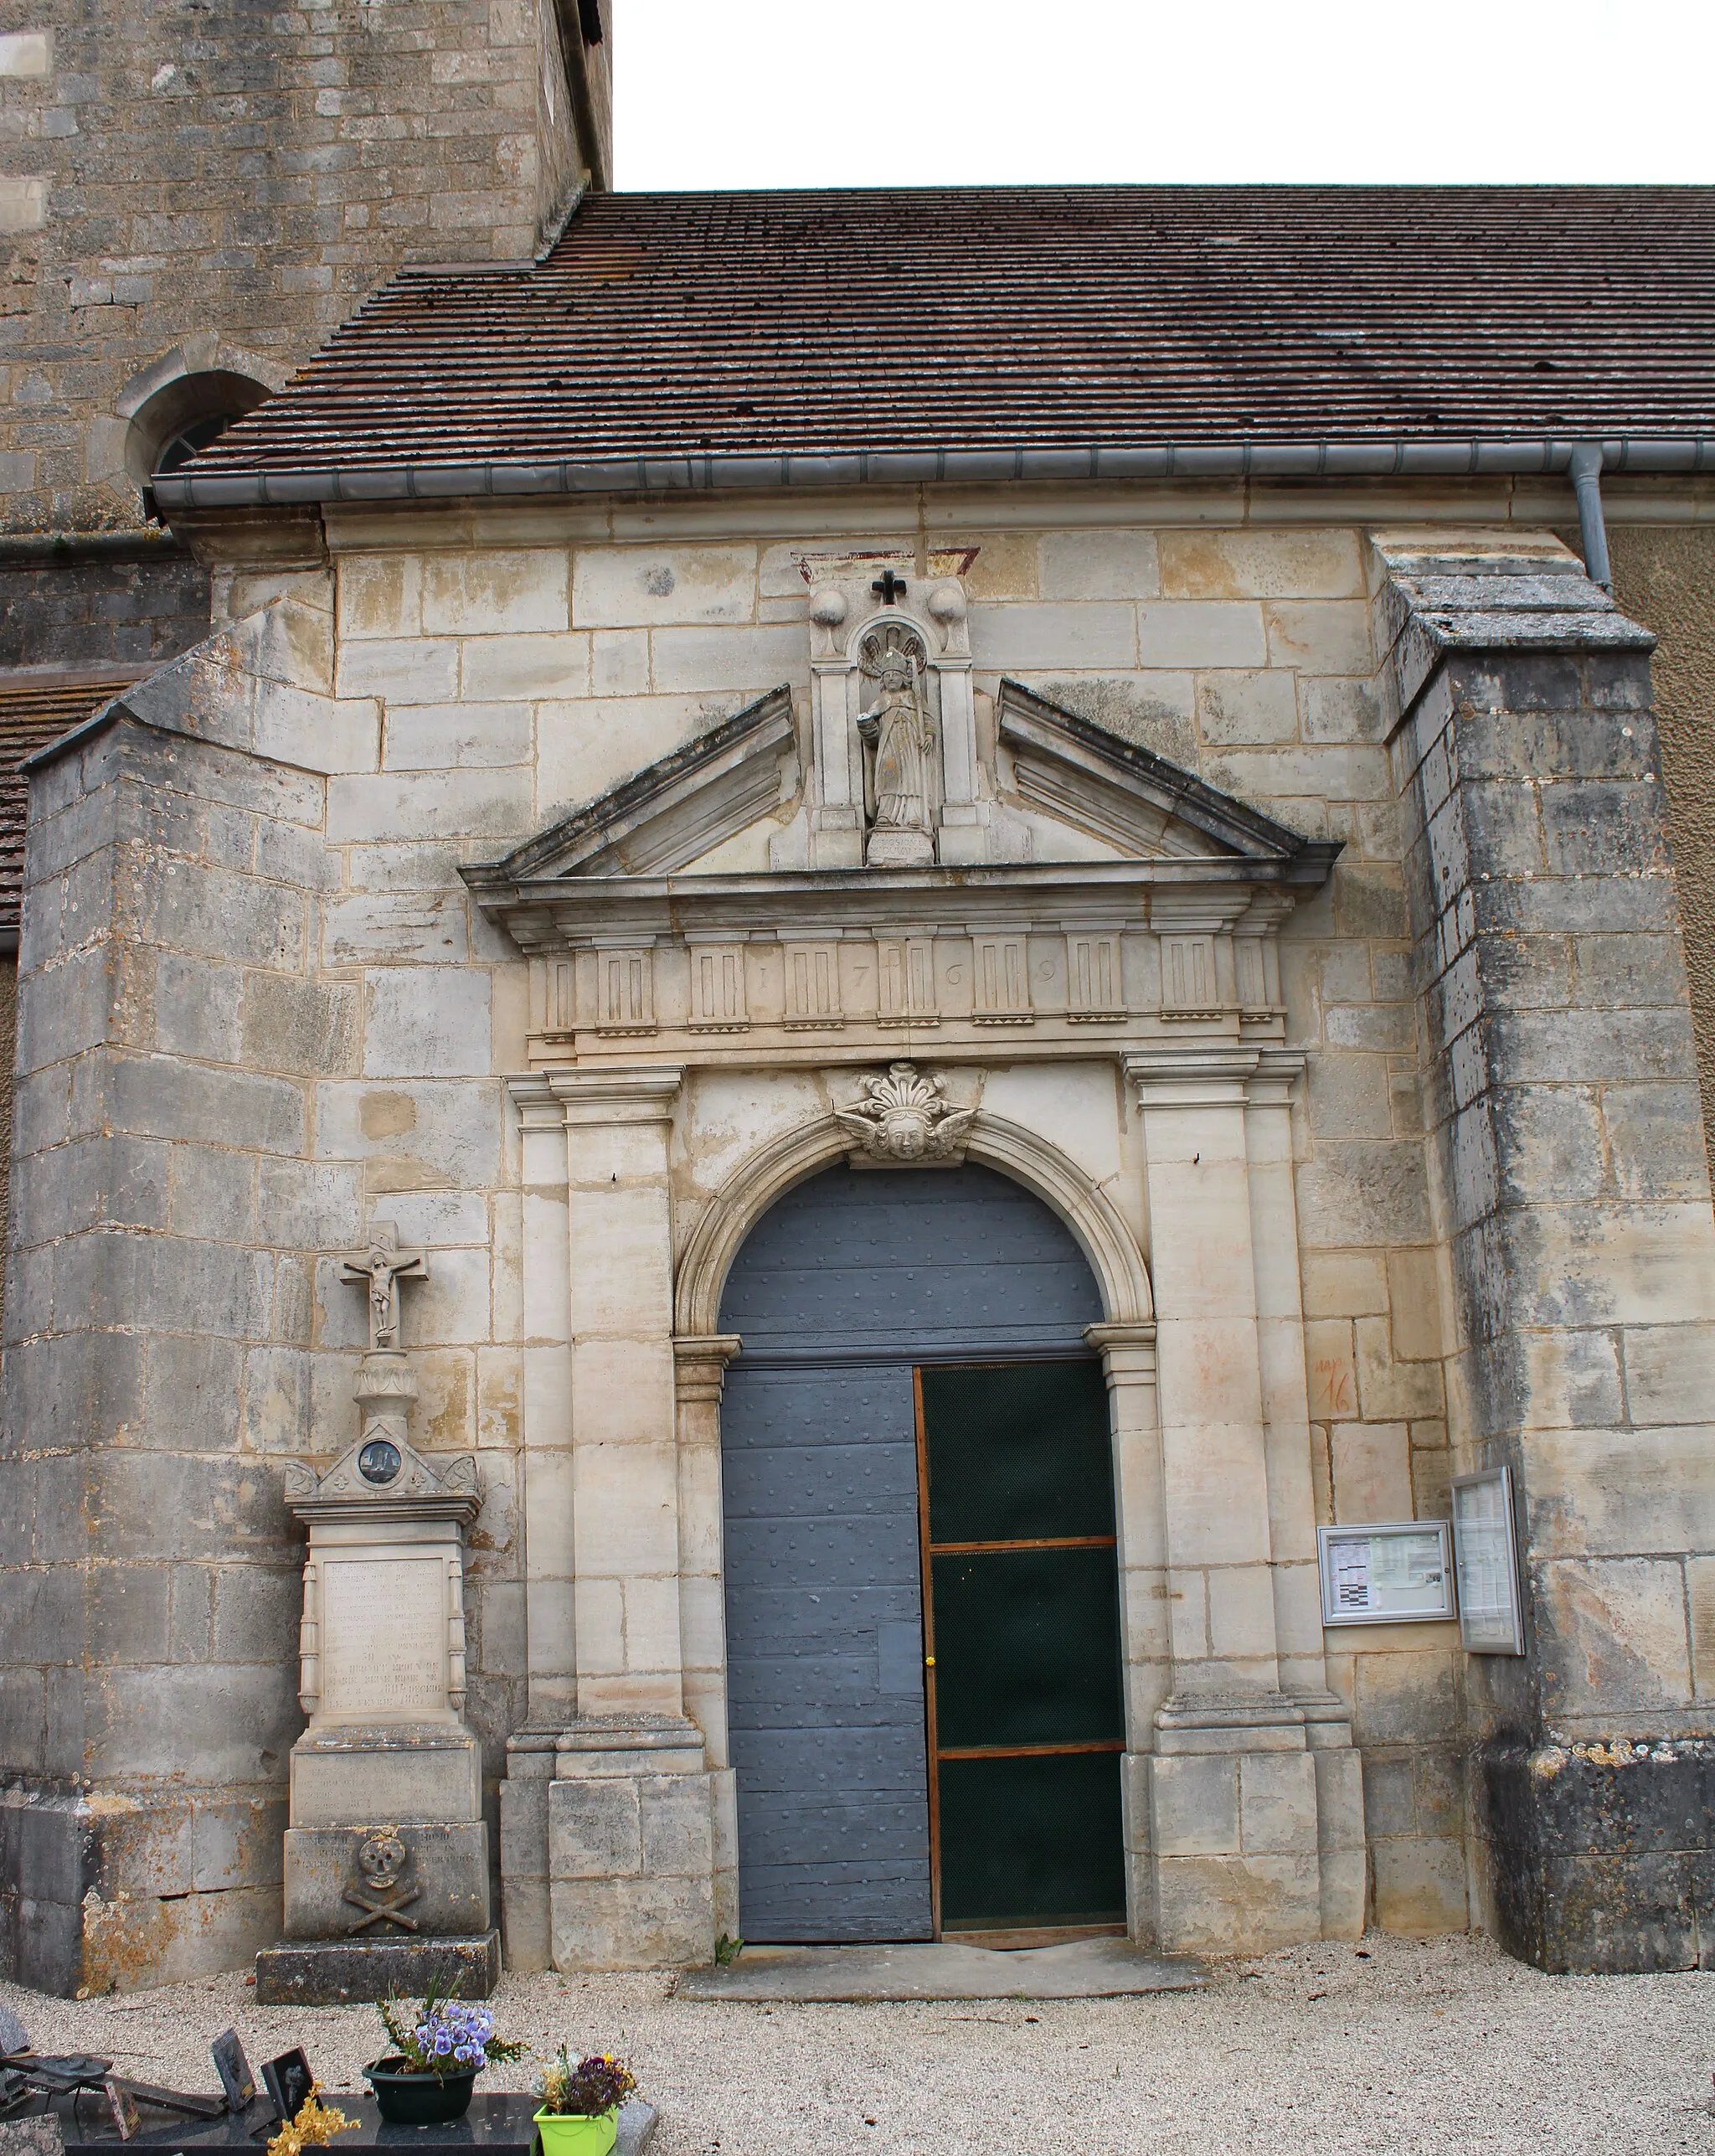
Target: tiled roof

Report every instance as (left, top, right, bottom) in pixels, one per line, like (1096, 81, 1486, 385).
(158, 186, 1715, 506)
(0, 674, 136, 936)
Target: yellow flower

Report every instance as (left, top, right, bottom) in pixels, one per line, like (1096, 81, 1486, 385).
(268, 2084, 353, 2156)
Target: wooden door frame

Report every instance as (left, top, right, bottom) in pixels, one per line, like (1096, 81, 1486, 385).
(914, 1355, 1126, 1947)
(912, 1364, 943, 1939)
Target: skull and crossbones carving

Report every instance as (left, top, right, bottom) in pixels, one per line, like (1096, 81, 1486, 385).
(342, 1827, 421, 1934)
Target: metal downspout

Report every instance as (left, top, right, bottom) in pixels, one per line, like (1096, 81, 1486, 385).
(1568, 442, 1613, 591)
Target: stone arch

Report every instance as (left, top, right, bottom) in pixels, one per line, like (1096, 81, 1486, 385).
(672, 1105, 1153, 1339)
(90, 338, 289, 501)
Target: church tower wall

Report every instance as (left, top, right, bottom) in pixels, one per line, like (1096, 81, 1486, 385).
(0, 0, 607, 659)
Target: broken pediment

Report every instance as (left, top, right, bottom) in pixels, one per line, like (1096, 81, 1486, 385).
(462, 667, 1333, 908)
(284, 1436, 479, 1524)
(995, 679, 1324, 868)
(464, 683, 796, 889)
(461, 668, 1339, 1070)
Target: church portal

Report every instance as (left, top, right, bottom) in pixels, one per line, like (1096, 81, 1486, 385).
(717, 1163, 1122, 1942)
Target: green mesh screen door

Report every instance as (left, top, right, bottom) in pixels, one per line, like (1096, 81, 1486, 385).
(916, 1359, 1127, 1935)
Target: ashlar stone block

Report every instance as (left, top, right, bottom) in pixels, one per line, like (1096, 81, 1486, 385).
(1195, 669, 1298, 745)
(384, 701, 533, 771)
(572, 544, 754, 627)
(548, 1775, 641, 1881)
(1150, 1753, 1239, 1858)
(1239, 1752, 1319, 1856)
(1331, 1419, 1414, 1523)
(1038, 529, 1161, 601)
(1154, 1852, 1322, 1956)
(363, 967, 492, 1078)
(1161, 529, 1363, 601)
(421, 549, 569, 636)
(1136, 601, 1264, 669)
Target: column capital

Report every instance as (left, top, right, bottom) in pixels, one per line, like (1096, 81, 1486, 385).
(548, 1065, 685, 1126)
(507, 1072, 569, 1128)
(672, 1333, 743, 1403)
(1084, 1320, 1157, 1377)
(1245, 1049, 1306, 1109)
(1124, 1046, 1259, 1108)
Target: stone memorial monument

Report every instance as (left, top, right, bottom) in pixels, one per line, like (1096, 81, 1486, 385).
(255, 1225, 499, 2004)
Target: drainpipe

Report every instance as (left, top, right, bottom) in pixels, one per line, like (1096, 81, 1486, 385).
(1568, 442, 1613, 592)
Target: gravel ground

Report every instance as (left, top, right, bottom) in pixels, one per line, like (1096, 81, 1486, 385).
(4, 1931, 1712, 2155)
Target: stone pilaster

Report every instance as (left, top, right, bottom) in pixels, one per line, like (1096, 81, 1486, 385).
(512, 1075, 578, 1730)
(1084, 1319, 1168, 1943)
(500, 1065, 718, 1968)
(558, 1066, 687, 1718)
(496, 1075, 574, 1972)
(673, 1333, 742, 1942)
(1123, 1048, 1357, 1952)
(1378, 534, 1715, 1971)
(1133, 1042, 1316, 1957)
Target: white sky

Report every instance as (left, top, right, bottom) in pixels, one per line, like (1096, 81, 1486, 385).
(616, 0, 1715, 191)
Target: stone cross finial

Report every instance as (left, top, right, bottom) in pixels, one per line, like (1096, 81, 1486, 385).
(339, 1221, 427, 1350)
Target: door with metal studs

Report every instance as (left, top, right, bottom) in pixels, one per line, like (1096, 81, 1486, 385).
(718, 1161, 1120, 1942)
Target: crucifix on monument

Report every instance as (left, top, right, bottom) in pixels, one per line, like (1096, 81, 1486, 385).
(262, 1215, 495, 2004)
(872, 567, 908, 605)
(341, 1221, 426, 1352)
(335, 1222, 428, 1483)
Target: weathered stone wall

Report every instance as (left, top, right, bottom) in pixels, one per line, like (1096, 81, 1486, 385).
(1608, 525, 1715, 1186)
(0, 952, 14, 1328)
(0, 575, 528, 1990)
(0, 542, 209, 668)
(10, 493, 1713, 1983)
(0, 0, 597, 539)
(1378, 534, 1715, 1970)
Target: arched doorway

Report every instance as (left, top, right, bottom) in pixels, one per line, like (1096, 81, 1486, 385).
(718, 1160, 1126, 1944)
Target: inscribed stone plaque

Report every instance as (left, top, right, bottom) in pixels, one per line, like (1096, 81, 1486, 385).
(320, 1557, 446, 1717)
(210, 2030, 256, 2113)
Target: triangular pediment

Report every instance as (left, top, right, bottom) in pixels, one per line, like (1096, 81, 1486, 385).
(995, 679, 1319, 865)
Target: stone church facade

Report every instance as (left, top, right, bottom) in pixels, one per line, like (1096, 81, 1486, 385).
(4, 181, 1715, 1992)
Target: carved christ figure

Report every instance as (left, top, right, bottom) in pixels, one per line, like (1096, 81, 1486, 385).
(858, 652, 935, 845)
(340, 1225, 427, 1351)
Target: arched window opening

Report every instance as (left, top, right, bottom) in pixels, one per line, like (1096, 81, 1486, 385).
(122, 368, 270, 515)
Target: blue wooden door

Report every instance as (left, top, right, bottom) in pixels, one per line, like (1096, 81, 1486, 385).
(718, 1163, 1101, 1942)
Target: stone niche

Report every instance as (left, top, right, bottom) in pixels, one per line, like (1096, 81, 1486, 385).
(255, 1372, 497, 2002)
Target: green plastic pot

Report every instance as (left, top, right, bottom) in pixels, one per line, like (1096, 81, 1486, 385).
(533, 2105, 618, 2155)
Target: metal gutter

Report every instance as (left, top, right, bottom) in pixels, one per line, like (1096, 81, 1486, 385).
(151, 435, 1715, 513)
(1567, 442, 1613, 591)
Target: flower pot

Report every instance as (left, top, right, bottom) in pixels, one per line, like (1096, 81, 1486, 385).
(363, 2060, 480, 2126)
(533, 2107, 618, 2156)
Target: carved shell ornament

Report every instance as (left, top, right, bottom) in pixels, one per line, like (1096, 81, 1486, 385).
(835, 1062, 976, 1163)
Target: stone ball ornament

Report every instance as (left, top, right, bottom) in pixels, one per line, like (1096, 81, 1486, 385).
(927, 580, 966, 622)
(808, 585, 849, 626)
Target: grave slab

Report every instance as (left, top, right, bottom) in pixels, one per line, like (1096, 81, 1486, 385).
(253, 1929, 501, 2005)
(49, 2095, 655, 2156)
